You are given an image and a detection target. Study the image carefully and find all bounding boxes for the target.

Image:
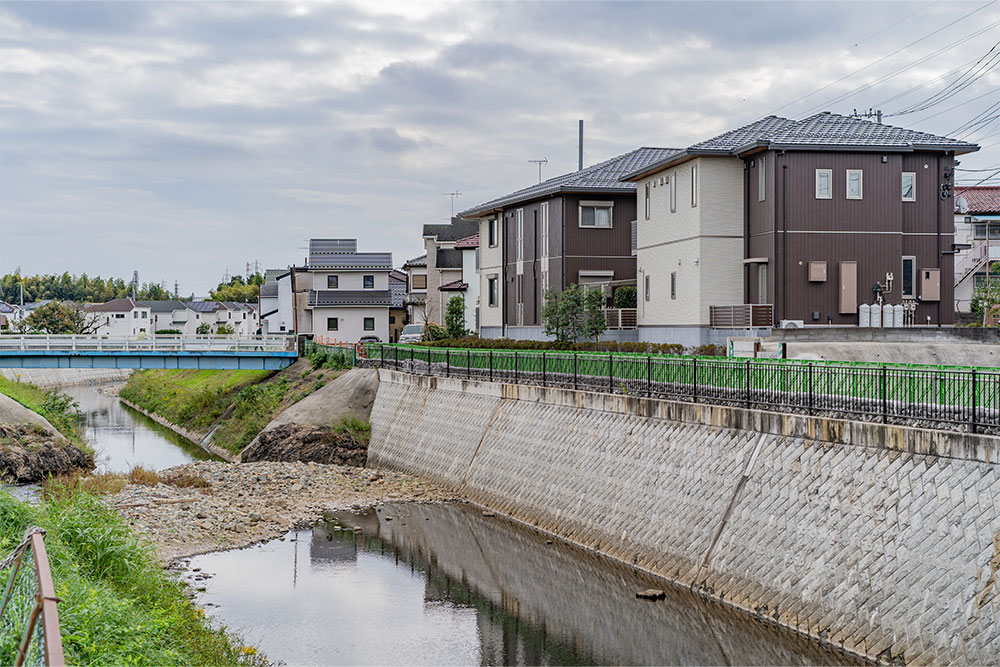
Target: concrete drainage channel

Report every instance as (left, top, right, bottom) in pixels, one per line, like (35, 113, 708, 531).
(368, 368, 1000, 665)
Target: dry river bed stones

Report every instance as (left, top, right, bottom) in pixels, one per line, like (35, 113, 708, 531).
(108, 460, 457, 562)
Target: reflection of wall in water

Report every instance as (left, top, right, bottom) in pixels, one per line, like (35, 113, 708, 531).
(310, 525, 358, 565)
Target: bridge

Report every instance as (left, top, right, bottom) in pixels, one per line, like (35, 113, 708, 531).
(0, 335, 297, 370)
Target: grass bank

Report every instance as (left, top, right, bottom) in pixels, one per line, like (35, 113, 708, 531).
(0, 376, 87, 449)
(0, 486, 266, 665)
(120, 363, 348, 456)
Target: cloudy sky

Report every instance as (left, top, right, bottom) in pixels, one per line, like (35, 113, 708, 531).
(1, 0, 998, 295)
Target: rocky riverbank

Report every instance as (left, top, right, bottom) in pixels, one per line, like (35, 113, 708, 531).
(108, 460, 457, 561)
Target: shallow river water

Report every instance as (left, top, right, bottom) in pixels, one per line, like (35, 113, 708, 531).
(184, 503, 858, 666)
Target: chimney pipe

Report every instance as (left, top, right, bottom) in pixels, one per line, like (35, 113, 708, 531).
(578, 120, 584, 171)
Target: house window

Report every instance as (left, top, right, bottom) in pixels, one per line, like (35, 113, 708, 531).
(488, 276, 498, 307)
(114, 313, 125, 319)
(974, 223, 1000, 239)
(758, 156, 766, 202)
(363, 317, 375, 331)
(327, 317, 339, 331)
(516, 275, 523, 304)
(540, 202, 549, 258)
(580, 202, 613, 228)
(757, 264, 768, 304)
(516, 209, 524, 260)
(816, 169, 832, 199)
(133, 311, 139, 318)
(363, 275, 374, 289)
(669, 175, 676, 212)
(846, 169, 863, 199)
(488, 218, 498, 247)
(901, 256, 916, 298)
(327, 275, 339, 288)
(389, 315, 395, 324)
(691, 164, 697, 207)
(412, 274, 426, 289)
(670, 272, 676, 300)
(644, 183, 650, 219)
(901, 172, 916, 201)
(644, 275, 650, 302)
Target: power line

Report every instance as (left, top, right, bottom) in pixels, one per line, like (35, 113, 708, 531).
(951, 99, 1000, 136)
(956, 168, 1000, 191)
(891, 40, 1000, 115)
(771, 1, 999, 116)
(871, 54, 983, 109)
(956, 165, 1000, 172)
(902, 88, 1000, 125)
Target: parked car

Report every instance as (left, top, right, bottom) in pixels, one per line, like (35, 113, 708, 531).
(358, 335, 381, 344)
(398, 324, 424, 344)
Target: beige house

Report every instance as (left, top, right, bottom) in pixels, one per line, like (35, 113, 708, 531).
(420, 218, 478, 325)
(478, 214, 503, 338)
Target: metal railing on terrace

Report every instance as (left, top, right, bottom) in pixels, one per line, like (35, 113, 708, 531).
(0, 334, 295, 353)
(360, 343, 1000, 434)
(0, 528, 64, 667)
(709, 304, 773, 328)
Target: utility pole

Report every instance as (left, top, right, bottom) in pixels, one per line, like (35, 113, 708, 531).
(174, 281, 179, 299)
(131, 270, 139, 299)
(528, 158, 548, 183)
(441, 191, 462, 217)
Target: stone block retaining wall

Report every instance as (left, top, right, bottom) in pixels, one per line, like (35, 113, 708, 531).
(368, 369, 1000, 665)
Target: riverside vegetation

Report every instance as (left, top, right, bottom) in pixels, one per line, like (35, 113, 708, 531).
(0, 376, 87, 448)
(0, 484, 267, 665)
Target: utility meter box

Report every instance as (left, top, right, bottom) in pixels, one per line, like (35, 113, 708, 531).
(920, 268, 940, 302)
(808, 261, 827, 282)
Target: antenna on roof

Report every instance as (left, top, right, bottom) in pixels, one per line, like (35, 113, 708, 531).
(528, 158, 548, 183)
(850, 108, 883, 124)
(578, 120, 584, 170)
(441, 191, 462, 216)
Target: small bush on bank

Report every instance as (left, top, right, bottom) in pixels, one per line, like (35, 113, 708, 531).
(0, 377, 87, 449)
(410, 337, 713, 356)
(331, 416, 371, 444)
(155, 329, 182, 335)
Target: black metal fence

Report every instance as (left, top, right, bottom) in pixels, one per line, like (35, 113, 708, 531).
(361, 344, 1000, 434)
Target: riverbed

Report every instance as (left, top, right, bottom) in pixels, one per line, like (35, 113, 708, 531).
(183, 503, 858, 666)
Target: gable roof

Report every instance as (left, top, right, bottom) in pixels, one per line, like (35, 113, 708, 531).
(308, 252, 392, 271)
(388, 280, 406, 308)
(956, 186, 1000, 214)
(403, 254, 427, 268)
(145, 300, 189, 313)
(85, 298, 148, 312)
(422, 217, 479, 241)
(185, 301, 225, 313)
(455, 233, 479, 249)
(623, 112, 980, 181)
(461, 147, 682, 218)
(439, 279, 468, 291)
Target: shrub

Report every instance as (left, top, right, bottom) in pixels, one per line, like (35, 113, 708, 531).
(411, 337, 690, 355)
(689, 343, 726, 357)
(424, 323, 447, 341)
(613, 286, 637, 309)
(155, 329, 182, 335)
(445, 296, 467, 339)
(196, 323, 211, 335)
(216, 324, 235, 335)
(331, 416, 371, 444)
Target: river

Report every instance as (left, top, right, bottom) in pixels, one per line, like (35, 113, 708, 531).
(63, 384, 217, 472)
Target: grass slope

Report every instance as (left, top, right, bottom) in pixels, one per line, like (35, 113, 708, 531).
(0, 376, 87, 449)
(0, 488, 266, 665)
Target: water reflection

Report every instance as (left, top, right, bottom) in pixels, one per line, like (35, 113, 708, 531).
(187, 503, 858, 666)
(63, 385, 217, 472)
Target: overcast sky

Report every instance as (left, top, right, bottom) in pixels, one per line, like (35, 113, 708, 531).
(1, 0, 998, 296)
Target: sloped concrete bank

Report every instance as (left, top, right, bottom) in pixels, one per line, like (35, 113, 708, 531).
(368, 369, 1000, 665)
(117, 398, 234, 462)
(0, 368, 132, 387)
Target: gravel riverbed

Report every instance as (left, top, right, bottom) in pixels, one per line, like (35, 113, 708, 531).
(108, 461, 458, 562)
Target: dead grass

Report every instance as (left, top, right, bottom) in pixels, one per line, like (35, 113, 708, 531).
(42, 465, 211, 499)
(128, 466, 162, 486)
(161, 471, 211, 489)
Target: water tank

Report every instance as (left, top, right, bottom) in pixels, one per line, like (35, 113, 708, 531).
(858, 303, 871, 327)
(893, 304, 904, 328)
(882, 304, 893, 327)
(870, 303, 881, 327)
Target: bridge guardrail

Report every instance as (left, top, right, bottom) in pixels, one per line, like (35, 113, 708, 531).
(0, 528, 64, 667)
(0, 335, 295, 353)
(362, 343, 1000, 434)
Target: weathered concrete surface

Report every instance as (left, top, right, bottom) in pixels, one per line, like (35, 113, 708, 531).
(0, 368, 133, 387)
(262, 367, 378, 428)
(368, 370, 1000, 665)
(0, 392, 63, 436)
(782, 341, 1000, 366)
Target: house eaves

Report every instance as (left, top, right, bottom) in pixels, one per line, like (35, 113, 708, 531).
(620, 149, 727, 182)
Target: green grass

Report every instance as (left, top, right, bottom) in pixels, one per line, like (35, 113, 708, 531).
(331, 416, 371, 444)
(0, 376, 87, 449)
(210, 378, 289, 454)
(119, 370, 272, 433)
(0, 489, 267, 665)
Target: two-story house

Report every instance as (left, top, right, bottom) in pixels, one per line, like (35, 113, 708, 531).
(86, 298, 152, 336)
(149, 300, 196, 334)
(402, 254, 428, 325)
(258, 269, 285, 334)
(420, 218, 479, 325)
(954, 186, 1000, 313)
(460, 147, 678, 339)
(623, 112, 978, 343)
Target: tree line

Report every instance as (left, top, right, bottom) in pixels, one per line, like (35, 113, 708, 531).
(1, 271, 175, 303)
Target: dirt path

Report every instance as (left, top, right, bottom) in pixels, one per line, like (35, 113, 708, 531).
(108, 461, 459, 562)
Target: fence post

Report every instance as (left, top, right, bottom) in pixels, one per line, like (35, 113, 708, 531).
(692, 357, 698, 403)
(446, 349, 450, 378)
(745, 359, 751, 409)
(542, 352, 546, 387)
(881, 365, 888, 424)
(410, 347, 414, 373)
(647, 355, 652, 398)
(971, 369, 977, 434)
(807, 363, 814, 415)
(380, 344, 384, 368)
(514, 351, 518, 384)
(467, 349, 471, 379)
(609, 353, 614, 394)
(573, 353, 578, 391)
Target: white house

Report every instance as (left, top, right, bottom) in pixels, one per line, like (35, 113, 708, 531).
(477, 214, 503, 339)
(148, 300, 197, 335)
(954, 186, 1000, 313)
(304, 239, 393, 342)
(258, 269, 284, 334)
(86, 298, 153, 336)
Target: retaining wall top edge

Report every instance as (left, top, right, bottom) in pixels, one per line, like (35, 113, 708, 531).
(377, 369, 998, 465)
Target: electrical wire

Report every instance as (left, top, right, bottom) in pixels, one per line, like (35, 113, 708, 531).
(890, 40, 1000, 115)
(951, 99, 1000, 136)
(899, 88, 999, 125)
(956, 168, 1000, 191)
(871, 54, 985, 109)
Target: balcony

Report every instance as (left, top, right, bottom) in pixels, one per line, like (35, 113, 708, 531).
(709, 304, 773, 329)
(604, 308, 637, 330)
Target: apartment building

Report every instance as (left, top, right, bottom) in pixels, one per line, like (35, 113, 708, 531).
(954, 186, 1000, 313)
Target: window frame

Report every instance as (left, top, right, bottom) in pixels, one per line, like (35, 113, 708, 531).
(362, 275, 375, 289)
(411, 274, 427, 290)
(669, 174, 676, 212)
(644, 275, 650, 302)
(488, 217, 498, 247)
(644, 182, 650, 220)
(515, 209, 524, 260)
(327, 317, 339, 331)
(815, 169, 832, 200)
(846, 169, 863, 200)
(691, 164, 698, 207)
(487, 276, 498, 307)
(327, 275, 339, 289)
(901, 172, 916, 202)
(578, 201, 614, 229)
(363, 317, 375, 332)
(901, 256, 916, 299)
(758, 156, 766, 202)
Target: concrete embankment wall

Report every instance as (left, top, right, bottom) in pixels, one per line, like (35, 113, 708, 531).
(1, 368, 132, 387)
(368, 369, 1000, 665)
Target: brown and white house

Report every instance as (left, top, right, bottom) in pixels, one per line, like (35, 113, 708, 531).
(954, 186, 1000, 313)
(460, 147, 678, 339)
(622, 112, 979, 344)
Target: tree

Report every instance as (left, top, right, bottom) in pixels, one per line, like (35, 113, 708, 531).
(24, 301, 101, 334)
(560, 283, 584, 341)
(196, 323, 211, 335)
(581, 287, 607, 342)
(216, 323, 235, 335)
(541, 287, 570, 341)
(444, 295, 467, 338)
(971, 262, 1000, 326)
(613, 286, 637, 309)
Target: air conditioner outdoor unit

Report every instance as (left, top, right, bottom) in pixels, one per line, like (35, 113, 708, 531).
(779, 319, 805, 329)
